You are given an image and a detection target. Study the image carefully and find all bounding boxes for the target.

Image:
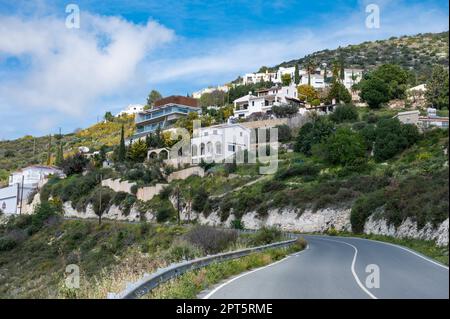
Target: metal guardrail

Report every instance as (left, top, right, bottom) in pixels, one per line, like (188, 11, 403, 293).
(107, 232, 299, 299)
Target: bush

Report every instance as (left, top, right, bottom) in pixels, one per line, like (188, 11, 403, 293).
(0, 237, 17, 251)
(313, 127, 366, 166)
(294, 117, 335, 156)
(192, 187, 210, 213)
(156, 206, 174, 223)
(330, 104, 358, 123)
(275, 163, 320, 181)
(184, 225, 238, 254)
(275, 124, 292, 143)
(250, 227, 282, 246)
(167, 240, 201, 262)
(350, 190, 386, 233)
(60, 153, 89, 176)
(374, 119, 419, 162)
(230, 219, 245, 230)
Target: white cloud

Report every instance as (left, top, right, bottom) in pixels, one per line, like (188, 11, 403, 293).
(144, 1, 448, 87)
(0, 12, 174, 116)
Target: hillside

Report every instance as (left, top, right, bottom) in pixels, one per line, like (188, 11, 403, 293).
(272, 31, 449, 82)
(0, 115, 135, 185)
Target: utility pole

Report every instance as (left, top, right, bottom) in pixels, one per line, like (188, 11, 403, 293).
(98, 174, 102, 225)
(19, 175, 24, 215)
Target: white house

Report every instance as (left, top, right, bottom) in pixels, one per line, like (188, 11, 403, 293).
(233, 83, 301, 118)
(116, 104, 145, 117)
(273, 66, 296, 84)
(191, 123, 251, 163)
(342, 69, 363, 90)
(242, 70, 277, 85)
(0, 165, 64, 215)
(9, 165, 64, 188)
(192, 85, 229, 99)
(393, 110, 420, 125)
(299, 73, 325, 89)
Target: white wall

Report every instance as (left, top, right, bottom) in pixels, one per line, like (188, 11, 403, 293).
(9, 166, 63, 187)
(0, 184, 18, 215)
(191, 125, 250, 162)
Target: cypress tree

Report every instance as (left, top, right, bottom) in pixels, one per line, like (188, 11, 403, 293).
(118, 124, 126, 162)
(55, 142, 64, 166)
(294, 64, 300, 85)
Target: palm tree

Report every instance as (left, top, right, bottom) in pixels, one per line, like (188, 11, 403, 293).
(306, 60, 316, 86)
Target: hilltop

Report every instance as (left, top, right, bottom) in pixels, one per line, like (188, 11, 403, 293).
(266, 31, 449, 82)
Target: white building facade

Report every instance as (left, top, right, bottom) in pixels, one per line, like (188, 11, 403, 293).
(9, 165, 64, 188)
(191, 123, 251, 163)
(116, 104, 145, 117)
(233, 83, 301, 118)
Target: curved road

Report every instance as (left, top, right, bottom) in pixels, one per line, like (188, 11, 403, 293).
(202, 235, 449, 299)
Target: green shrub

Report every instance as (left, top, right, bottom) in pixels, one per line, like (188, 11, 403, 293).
(275, 163, 320, 180)
(250, 227, 282, 246)
(350, 190, 386, 233)
(330, 104, 358, 123)
(184, 225, 238, 254)
(230, 219, 245, 230)
(0, 237, 17, 251)
(314, 127, 366, 166)
(294, 117, 335, 156)
(192, 187, 210, 213)
(156, 206, 174, 223)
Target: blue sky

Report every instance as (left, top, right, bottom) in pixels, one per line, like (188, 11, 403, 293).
(0, 0, 448, 140)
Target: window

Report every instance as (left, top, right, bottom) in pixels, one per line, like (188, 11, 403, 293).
(200, 143, 205, 155)
(240, 132, 243, 136)
(215, 142, 222, 155)
(206, 142, 213, 154)
(228, 144, 235, 152)
(252, 101, 255, 106)
(204, 132, 208, 136)
(213, 130, 217, 135)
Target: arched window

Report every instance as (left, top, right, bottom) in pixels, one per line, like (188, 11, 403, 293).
(149, 151, 158, 159)
(200, 143, 205, 156)
(206, 142, 213, 155)
(215, 142, 222, 155)
(192, 144, 198, 156)
(159, 150, 168, 160)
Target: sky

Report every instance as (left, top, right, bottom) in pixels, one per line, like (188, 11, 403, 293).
(0, 0, 448, 140)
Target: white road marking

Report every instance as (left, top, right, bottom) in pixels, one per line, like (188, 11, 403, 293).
(340, 236, 449, 271)
(202, 246, 309, 299)
(313, 237, 378, 299)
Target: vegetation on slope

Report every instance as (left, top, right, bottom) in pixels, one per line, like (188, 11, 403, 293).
(275, 31, 449, 83)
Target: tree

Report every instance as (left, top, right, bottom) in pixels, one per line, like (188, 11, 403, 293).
(46, 135, 52, 165)
(199, 90, 227, 107)
(60, 153, 89, 176)
(127, 139, 148, 162)
(281, 73, 292, 86)
(55, 142, 64, 167)
(104, 112, 114, 122)
(272, 104, 299, 118)
(146, 90, 162, 108)
(294, 64, 300, 85)
(306, 61, 316, 86)
(294, 117, 335, 156)
(297, 84, 319, 104)
(329, 104, 358, 123)
(327, 82, 352, 104)
(314, 127, 366, 166)
(425, 65, 449, 109)
(275, 124, 292, 143)
(371, 64, 409, 100)
(359, 75, 390, 109)
(373, 118, 419, 162)
(117, 125, 126, 162)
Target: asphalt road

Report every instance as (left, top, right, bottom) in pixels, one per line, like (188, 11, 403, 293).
(202, 235, 449, 299)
